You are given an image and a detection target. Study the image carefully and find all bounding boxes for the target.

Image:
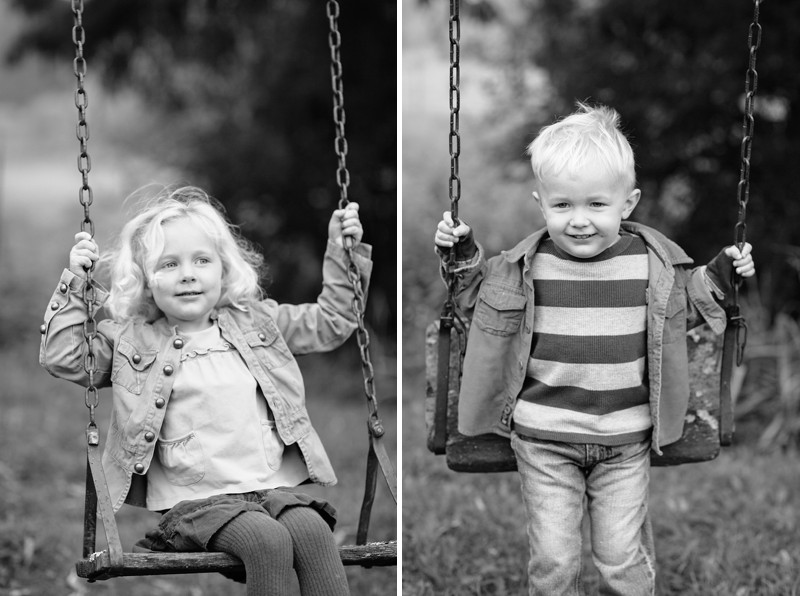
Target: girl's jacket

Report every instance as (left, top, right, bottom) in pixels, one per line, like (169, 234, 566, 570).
(447, 222, 730, 454)
(40, 241, 372, 511)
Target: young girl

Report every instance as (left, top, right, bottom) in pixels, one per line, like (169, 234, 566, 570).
(40, 186, 372, 595)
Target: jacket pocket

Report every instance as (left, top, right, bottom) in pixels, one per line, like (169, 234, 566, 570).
(260, 420, 285, 471)
(473, 284, 526, 337)
(111, 338, 157, 395)
(157, 432, 205, 486)
(245, 322, 292, 369)
(662, 291, 687, 344)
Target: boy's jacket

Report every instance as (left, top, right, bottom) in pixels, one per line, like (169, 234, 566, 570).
(448, 222, 728, 453)
(40, 241, 372, 511)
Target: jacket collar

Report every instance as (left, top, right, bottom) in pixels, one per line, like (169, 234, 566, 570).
(501, 221, 693, 267)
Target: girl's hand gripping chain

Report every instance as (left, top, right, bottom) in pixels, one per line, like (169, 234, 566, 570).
(330, 202, 363, 248)
(69, 231, 100, 279)
(724, 243, 755, 278)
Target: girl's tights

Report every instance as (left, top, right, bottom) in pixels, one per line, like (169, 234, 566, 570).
(208, 507, 349, 596)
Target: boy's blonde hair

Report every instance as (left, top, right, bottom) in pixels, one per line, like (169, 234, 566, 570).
(527, 102, 637, 192)
(104, 186, 264, 322)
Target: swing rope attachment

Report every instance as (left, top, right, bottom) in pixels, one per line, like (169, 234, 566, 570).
(326, 0, 397, 545)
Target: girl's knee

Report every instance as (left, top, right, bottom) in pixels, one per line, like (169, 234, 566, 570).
(279, 507, 331, 533)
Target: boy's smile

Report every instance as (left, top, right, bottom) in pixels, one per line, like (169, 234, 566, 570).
(534, 161, 640, 259)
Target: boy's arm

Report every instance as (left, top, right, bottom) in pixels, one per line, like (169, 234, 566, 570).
(436, 231, 489, 322)
(684, 246, 751, 334)
(39, 269, 114, 387)
(271, 240, 373, 354)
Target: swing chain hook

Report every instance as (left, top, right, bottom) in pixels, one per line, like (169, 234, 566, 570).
(732, 0, 762, 366)
(72, 0, 100, 436)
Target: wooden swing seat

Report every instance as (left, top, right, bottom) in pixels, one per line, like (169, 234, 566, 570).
(75, 541, 398, 582)
(425, 321, 736, 472)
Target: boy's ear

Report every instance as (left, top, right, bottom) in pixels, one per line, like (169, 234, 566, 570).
(532, 191, 542, 206)
(621, 189, 641, 220)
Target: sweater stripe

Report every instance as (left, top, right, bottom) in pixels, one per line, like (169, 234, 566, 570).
(534, 279, 649, 308)
(513, 402, 652, 440)
(531, 253, 648, 281)
(517, 377, 650, 415)
(534, 306, 646, 335)
(526, 358, 646, 391)
(531, 331, 647, 364)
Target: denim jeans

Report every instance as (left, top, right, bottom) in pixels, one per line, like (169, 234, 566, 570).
(511, 432, 655, 596)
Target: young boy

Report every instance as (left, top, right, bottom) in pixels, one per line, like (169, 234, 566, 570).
(433, 103, 755, 595)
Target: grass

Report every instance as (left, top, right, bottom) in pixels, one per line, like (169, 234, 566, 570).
(401, 315, 800, 595)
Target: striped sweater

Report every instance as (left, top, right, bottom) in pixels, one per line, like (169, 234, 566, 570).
(513, 233, 652, 445)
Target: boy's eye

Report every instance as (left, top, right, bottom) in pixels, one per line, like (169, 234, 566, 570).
(590, 202, 607, 208)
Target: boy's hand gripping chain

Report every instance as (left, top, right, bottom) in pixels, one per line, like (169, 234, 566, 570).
(720, 0, 761, 446)
(327, 0, 397, 546)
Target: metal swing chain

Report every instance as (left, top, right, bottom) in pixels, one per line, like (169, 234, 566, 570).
(326, 0, 397, 532)
(443, 0, 462, 324)
(72, 0, 100, 446)
(731, 0, 762, 366)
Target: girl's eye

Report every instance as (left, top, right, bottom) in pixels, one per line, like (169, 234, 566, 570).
(162, 262, 177, 269)
(197, 257, 210, 265)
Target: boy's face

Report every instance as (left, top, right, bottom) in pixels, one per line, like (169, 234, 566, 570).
(534, 162, 640, 259)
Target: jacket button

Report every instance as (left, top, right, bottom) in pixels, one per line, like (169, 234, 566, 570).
(40, 324, 46, 335)
(258, 332, 266, 341)
(163, 364, 174, 376)
(132, 354, 142, 364)
(134, 463, 145, 474)
(50, 302, 60, 311)
(173, 338, 184, 349)
(59, 283, 69, 294)
(144, 431, 155, 442)
(155, 397, 166, 408)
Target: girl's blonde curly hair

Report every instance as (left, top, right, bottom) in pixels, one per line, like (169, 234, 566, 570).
(103, 185, 265, 322)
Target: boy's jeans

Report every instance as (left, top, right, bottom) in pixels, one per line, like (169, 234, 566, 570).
(511, 432, 655, 596)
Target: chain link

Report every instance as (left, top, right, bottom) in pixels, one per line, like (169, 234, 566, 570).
(731, 0, 762, 366)
(326, 0, 382, 438)
(72, 0, 100, 442)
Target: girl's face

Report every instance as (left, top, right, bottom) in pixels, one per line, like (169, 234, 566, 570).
(534, 161, 640, 259)
(147, 217, 223, 332)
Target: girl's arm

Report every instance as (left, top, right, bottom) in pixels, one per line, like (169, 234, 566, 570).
(266, 204, 372, 353)
(39, 234, 115, 387)
(267, 240, 373, 354)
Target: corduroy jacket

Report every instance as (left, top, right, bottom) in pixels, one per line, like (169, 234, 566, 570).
(40, 241, 371, 511)
(446, 222, 728, 453)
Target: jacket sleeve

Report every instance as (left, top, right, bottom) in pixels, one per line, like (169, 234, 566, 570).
(39, 269, 115, 387)
(437, 240, 490, 323)
(270, 240, 373, 354)
(684, 264, 728, 335)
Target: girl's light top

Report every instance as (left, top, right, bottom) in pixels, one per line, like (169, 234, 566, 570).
(146, 321, 308, 511)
